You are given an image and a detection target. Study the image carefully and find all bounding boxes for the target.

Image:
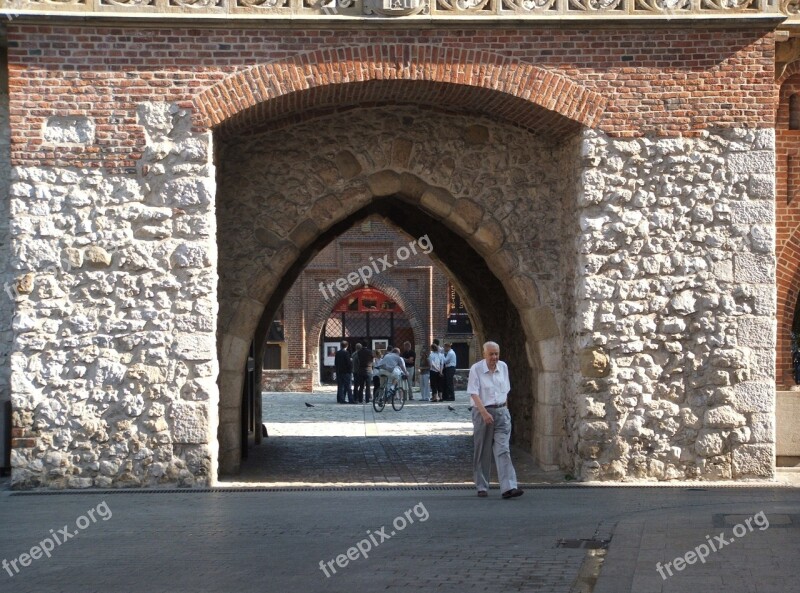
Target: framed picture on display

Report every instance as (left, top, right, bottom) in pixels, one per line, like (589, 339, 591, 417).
(372, 339, 389, 354)
(324, 342, 339, 366)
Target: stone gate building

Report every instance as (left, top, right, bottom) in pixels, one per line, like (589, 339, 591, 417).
(0, 0, 797, 489)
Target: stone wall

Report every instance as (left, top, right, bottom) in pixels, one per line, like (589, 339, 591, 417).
(9, 104, 219, 489)
(570, 128, 776, 481)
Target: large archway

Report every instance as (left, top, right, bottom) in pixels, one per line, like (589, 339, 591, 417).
(215, 102, 579, 477)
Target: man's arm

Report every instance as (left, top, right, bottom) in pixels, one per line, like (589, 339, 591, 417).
(467, 367, 493, 425)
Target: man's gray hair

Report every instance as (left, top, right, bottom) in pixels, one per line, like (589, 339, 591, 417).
(483, 341, 500, 351)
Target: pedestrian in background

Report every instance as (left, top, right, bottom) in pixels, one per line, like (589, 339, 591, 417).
(402, 341, 416, 400)
(442, 342, 457, 402)
(334, 341, 354, 404)
(429, 343, 443, 402)
(355, 342, 374, 404)
(418, 344, 431, 402)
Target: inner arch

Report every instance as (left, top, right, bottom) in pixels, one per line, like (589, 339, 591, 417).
(251, 198, 528, 398)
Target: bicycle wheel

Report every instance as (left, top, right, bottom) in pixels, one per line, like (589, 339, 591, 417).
(392, 387, 405, 411)
(373, 388, 386, 412)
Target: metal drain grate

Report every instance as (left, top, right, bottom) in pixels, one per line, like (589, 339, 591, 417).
(556, 538, 611, 550)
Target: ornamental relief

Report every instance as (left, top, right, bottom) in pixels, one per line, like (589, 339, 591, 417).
(364, 0, 427, 15)
(0, 0, 787, 16)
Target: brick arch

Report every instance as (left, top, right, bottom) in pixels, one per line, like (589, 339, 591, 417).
(777, 60, 800, 87)
(193, 45, 606, 139)
(306, 277, 427, 379)
(777, 229, 800, 387)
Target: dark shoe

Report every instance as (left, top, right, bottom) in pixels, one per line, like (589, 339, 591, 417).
(502, 488, 524, 499)
(477, 491, 488, 498)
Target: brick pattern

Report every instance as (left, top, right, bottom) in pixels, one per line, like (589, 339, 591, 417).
(260, 369, 313, 392)
(7, 25, 775, 169)
(777, 73, 800, 388)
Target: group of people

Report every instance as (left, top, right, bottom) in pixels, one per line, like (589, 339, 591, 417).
(418, 340, 457, 402)
(332, 339, 458, 404)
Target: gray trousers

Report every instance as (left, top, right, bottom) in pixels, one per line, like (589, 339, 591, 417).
(472, 406, 518, 493)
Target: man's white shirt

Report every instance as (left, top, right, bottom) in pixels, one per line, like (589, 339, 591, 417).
(467, 359, 510, 407)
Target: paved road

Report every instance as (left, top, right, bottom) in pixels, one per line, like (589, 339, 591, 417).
(1, 486, 798, 593)
(2, 389, 798, 593)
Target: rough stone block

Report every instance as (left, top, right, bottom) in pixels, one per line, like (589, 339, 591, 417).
(727, 151, 774, 174)
(732, 444, 774, 478)
(736, 317, 775, 348)
(734, 253, 775, 284)
(43, 116, 95, 145)
(170, 400, 209, 444)
(732, 382, 774, 413)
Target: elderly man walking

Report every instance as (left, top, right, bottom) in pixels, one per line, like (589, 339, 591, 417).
(468, 341, 523, 499)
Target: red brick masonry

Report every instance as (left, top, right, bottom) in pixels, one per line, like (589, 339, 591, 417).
(8, 25, 775, 170)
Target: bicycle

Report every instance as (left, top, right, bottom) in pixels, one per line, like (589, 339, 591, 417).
(372, 376, 406, 412)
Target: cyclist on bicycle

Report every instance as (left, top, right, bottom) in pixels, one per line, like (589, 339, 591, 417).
(374, 347, 408, 397)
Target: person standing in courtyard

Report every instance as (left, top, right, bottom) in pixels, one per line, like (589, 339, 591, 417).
(429, 343, 443, 402)
(418, 344, 431, 402)
(351, 343, 363, 403)
(443, 342, 457, 401)
(402, 341, 416, 400)
(468, 341, 523, 499)
(355, 342, 374, 404)
(335, 340, 354, 404)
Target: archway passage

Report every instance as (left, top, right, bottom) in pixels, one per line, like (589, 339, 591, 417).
(232, 202, 536, 485)
(216, 105, 577, 479)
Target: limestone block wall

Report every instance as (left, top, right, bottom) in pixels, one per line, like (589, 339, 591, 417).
(569, 128, 776, 481)
(8, 104, 219, 489)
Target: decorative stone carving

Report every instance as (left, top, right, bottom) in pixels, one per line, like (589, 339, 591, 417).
(364, 0, 427, 15)
(1, 0, 785, 17)
(635, 0, 689, 11)
(439, 0, 491, 10)
(501, 0, 556, 10)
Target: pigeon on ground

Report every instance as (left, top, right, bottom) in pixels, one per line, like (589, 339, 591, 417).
(448, 405, 455, 411)
(467, 406, 473, 412)
(305, 402, 315, 408)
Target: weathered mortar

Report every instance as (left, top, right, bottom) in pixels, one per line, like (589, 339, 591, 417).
(569, 128, 776, 481)
(8, 103, 219, 489)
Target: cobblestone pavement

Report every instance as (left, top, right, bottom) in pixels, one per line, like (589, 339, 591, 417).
(2, 388, 800, 593)
(230, 388, 562, 486)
